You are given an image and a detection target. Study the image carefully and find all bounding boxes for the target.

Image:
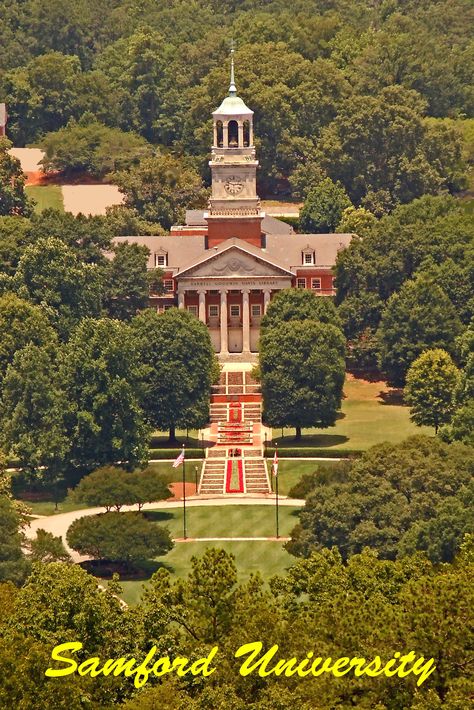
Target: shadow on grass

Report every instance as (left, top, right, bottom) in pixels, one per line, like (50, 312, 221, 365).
(80, 558, 175, 581)
(142, 511, 175, 523)
(378, 389, 404, 406)
(273, 434, 349, 448)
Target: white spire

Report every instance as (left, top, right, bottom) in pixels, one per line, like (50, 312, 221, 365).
(229, 41, 236, 96)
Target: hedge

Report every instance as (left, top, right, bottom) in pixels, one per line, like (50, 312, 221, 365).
(264, 447, 361, 459)
(148, 448, 204, 460)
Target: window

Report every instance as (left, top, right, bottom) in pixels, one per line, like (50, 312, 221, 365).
(187, 305, 198, 316)
(208, 304, 219, 318)
(332, 277, 337, 289)
(303, 251, 315, 265)
(297, 278, 306, 289)
(154, 253, 167, 267)
(230, 305, 240, 317)
(251, 304, 261, 317)
(311, 278, 321, 290)
(163, 279, 174, 292)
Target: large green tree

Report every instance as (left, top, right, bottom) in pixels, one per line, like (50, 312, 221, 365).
(259, 319, 345, 439)
(405, 349, 461, 433)
(377, 273, 462, 387)
(0, 138, 32, 217)
(132, 308, 219, 441)
(287, 436, 474, 562)
(112, 153, 208, 229)
(59, 318, 150, 477)
(103, 241, 161, 321)
(13, 236, 103, 338)
(299, 177, 351, 232)
(261, 287, 341, 330)
(0, 292, 56, 382)
(66, 512, 173, 566)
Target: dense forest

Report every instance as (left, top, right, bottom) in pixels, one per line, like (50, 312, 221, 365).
(0, 0, 473, 196)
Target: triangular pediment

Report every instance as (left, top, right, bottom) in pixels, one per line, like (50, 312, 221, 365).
(177, 245, 293, 279)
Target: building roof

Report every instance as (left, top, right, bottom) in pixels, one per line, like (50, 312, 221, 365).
(112, 232, 353, 273)
(0, 104, 6, 127)
(212, 94, 253, 116)
(185, 210, 293, 236)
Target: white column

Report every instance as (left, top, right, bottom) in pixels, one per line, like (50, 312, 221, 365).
(178, 290, 185, 309)
(198, 290, 206, 323)
(242, 289, 250, 352)
(213, 123, 217, 147)
(263, 289, 271, 314)
(223, 121, 229, 148)
(238, 121, 244, 148)
(220, 289, 228, 354)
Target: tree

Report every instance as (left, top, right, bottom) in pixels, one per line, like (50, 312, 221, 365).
(72, 466, 140, 511)
(112, 153, 208, 229)
(287, 436, 474, 562)
(377, 273, 462, 387)
(259, 319, 345, 440)
(59, 318, 150, 477)
(13, 236, 103, 338)
(261, 287, 341, 330)
(0, 496, 30, 585)
(0, 292, 57, 382)
(316, 86, 467, 206)
(299, 178, 351, 232)
(72, 466, 171, 511)
(0, 137, 32, 217)
(41, 120, 152, 178)
(440, 400, 474, 447)
(405, 349, 461, 433)
(27, 529, 72, 564)
(0, 343, 68, 487)
(103, 241, 161, 321)
(66, 512, 173, 566)
(132, 308, 219, 441)
(335, 205, 377, 237)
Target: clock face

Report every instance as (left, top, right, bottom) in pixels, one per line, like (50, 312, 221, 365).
(224, 176, 244, 196)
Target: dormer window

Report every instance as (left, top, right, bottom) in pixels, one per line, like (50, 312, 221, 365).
(154, 252, 168, 267)
(302, 249, 315, 265)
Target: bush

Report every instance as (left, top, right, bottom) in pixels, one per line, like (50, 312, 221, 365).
(148, 448, 204, 459)
(67, 512, 173, 565)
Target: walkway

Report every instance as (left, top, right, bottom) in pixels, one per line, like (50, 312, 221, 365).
(24, 496, 304, 563)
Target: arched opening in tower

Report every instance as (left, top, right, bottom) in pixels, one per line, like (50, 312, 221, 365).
(228, 120, 239, 147)
(216, 120, 223, 147)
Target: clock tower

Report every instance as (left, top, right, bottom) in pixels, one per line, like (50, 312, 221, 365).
(205, 49, 264, 247)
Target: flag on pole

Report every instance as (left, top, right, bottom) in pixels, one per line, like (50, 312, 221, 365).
(272, 449, 278, 477)
(173, 448, 185, 468)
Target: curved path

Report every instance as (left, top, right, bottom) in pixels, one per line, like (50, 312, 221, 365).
(25, 495, 304, 563)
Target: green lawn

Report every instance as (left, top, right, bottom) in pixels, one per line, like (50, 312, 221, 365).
(26, 185, 64, 213)
(95, 503, 301, 605)
(272, 375, 432, 451)
(116, 541, 296, 606)
(143, 504, 301, 539)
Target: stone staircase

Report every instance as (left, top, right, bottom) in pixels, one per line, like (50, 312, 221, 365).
(210, 402, 261, 423)
(243, 456, 270, 493)
(198, 457, 226, 495)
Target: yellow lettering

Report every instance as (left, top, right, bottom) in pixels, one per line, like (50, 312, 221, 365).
(190, 647, 218, 677)
(412, 657, 436, 686)
(78, 658, 101, 677)
(152, 658, 173, 677)
(236, 642, 280, 677)
(45, 642, 82, 678)
(330, 657, 351, 677)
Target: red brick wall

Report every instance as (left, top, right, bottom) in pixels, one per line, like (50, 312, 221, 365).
(207, 217, 263, 247)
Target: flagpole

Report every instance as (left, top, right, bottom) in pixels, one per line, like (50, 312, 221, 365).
(182, 445, 187, 540)
(275, 443, 279, 539)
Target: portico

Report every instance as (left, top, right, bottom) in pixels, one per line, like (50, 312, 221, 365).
(176, 278, 290, 355)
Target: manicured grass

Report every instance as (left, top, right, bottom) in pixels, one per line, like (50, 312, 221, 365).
(117, 541, 296, 606)
(143, 504, 301, 539)
(272, 375, 432, 452)
(25, 499, 89, 516)
(26, 185, 64, 213)
(271, 460, 338, 496)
